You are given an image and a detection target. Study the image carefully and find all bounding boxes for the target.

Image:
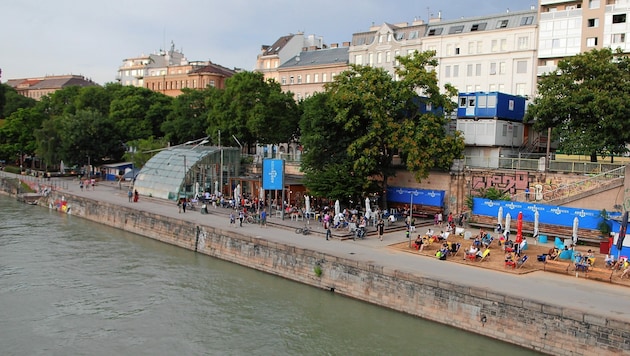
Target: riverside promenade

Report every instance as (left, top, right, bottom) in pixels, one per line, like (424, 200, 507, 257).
(44, 179, 630, 325)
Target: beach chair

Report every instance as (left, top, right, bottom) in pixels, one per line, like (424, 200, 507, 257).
(554, 237, 564, 250)
(449, 242, 461, 257)
(505, 253, 517, 269)
(479, 248, 491, 262)
(517, 255, 529, 269)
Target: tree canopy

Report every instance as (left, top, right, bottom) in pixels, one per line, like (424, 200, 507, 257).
(526, 48, 630, 162)
(300, 50, 465, 207)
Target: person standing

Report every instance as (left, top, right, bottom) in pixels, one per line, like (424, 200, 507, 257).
(260, 210, 267, 228)
(324, 215, 331, 241)
(377, 218, 385, 241)
(229, 212, 235, 227)
(133, 190, 139, 202)
(177, 199, 182, 213)
(128, 189, 133, 202)
(182, 199, 187, 213)
(239, 210, 244, 227)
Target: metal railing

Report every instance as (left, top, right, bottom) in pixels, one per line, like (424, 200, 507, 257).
(463, 156, 626, 175)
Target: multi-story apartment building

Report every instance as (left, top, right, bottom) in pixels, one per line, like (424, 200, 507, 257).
(143, 61, 236, 97)
(117, 42, 235, 96)
(6, 75, 97, 100)
(117, 42, 187, 88)
(276, 43, 350, 101)
(256, 32, 324, 84)
(538, 0, 630, 75)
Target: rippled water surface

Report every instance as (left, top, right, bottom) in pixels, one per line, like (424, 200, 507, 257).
(0, 195, 539, 355)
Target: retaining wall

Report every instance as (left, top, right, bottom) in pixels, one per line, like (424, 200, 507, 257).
(10, 184, 630, 355)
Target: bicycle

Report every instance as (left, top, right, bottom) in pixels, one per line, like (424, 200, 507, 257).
(245, 213, 261, 224)
(295, 225, 311, 235)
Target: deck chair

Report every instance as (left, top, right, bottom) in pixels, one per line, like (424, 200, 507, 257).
(517, 255, 529, 269)
(479, 248, 491, 262)
(505, 252, 517, 269)
(449, 242, 461, 257)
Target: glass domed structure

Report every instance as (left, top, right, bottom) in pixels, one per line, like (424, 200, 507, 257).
(134, 146, 240, 200)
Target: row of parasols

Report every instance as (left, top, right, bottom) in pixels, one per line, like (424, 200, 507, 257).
(497, 207, 580, 245)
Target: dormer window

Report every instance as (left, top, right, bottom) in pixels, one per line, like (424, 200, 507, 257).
(496, 19, 509, 28)
(470, 23, 487, 31)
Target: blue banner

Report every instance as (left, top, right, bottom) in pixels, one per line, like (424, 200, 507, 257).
(262, 159, 284, 190)
(387, 187, 444, 207)
(472, 198, 620, 230)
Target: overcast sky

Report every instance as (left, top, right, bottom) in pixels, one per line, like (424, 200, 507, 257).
(1, 0, 534, 85)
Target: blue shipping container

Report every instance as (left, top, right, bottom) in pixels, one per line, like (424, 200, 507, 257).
(457, 92, 525, 121)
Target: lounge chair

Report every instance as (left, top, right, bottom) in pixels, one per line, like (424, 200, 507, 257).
(479, 248, 491, 262)
(517, 255, 529, 269)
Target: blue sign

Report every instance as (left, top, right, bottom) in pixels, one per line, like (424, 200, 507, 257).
(387, 187, 445, 207)
(471, 197, 621, 230)
(262, 159, 284, 190)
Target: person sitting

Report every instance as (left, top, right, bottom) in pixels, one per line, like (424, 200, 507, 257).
(437, 231, 447, 241)
(504, 239, 514, 252)
(505, 251, 514, 263)
(482, 234, 493, 248)
(436, 244, 449, 260)
(426, 228, 434, 237)
(473, 236, 482, 249)
(547, 248, 559, 261)
(414, 235, 424, 251)
(465, 245, 479, 260)
(605, 254, 616, 268)
(388, 214, 396, 224)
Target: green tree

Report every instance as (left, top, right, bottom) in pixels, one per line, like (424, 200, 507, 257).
(299, 92, 365, 202)
(0, 107, 47, 166)
(161, 88, 210, 144)
(1, 84, 37, 118)
(526, 48, 630, 162)
(109, 86, 172, 142)
(206, 71, 299, 150)
(314, 50, 464, 208)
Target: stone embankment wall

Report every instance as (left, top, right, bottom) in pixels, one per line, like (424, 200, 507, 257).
(21, 187, 630, 355)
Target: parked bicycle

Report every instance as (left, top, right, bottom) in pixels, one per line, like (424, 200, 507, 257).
(245, 213, 261, 224)
(295, 225, 311, 235)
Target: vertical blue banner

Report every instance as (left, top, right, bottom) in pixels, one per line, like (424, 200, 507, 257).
(262, 159, 284, 190)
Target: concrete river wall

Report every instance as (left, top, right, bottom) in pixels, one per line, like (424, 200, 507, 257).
(4, 182, 627, 356)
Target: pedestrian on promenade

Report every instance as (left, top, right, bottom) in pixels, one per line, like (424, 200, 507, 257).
(324, 218, 331, 240)
(182, 200, 187, 213)
(177, 199, 182, 213)
(229, 212, 235, 227)
(133, 190, 139, 202)
(239, 210, 244, 227)
(128, 189, 133, 202)
(376, 218, 385, 241)
(260, 210, 267, 228)
(79, 180, 84, 191)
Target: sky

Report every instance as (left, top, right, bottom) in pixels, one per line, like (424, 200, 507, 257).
(1, 0, 534, 85)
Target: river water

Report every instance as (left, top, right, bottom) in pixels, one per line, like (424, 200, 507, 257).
(0, 194, 538, 355)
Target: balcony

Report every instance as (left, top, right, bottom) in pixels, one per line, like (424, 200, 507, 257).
(537, 65, 558, 76)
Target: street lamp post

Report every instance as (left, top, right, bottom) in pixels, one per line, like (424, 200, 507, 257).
(400, 189, 420, 248)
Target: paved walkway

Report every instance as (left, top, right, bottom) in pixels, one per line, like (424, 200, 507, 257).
(31, 177, 630, 323)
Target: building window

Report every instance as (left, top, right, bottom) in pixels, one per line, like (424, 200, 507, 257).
(491, 40, 498, 52)
(516, 83, 526, 96)
(552, 39, 562, 48)
(386, 51, 391, 63)
(368, 53, 374, 65)
(314, 74, 319, 83)
(471, 23, 487, 31)
(468, 42, 475, 54)
(289, 76, 294, 84)
(306, 74, 311, 83)
(477, 41, 483, 53)
(354, 54, 363, 65)
(427, 28, 443, 36)
(453, 65, 459, 77)
(476, 64, 482, 76)
(520, 16, 534, 26)
(377, 52, 382, 64)
(516, 60, 527, 74)
(445, 65, 451, 78)
(297, 75, 302, 84)
(209, 80, 215, 87)
(448, 25, 464, 34)
(322, 73, 327, 82)
(587, 18, 599, 27)
(499, 62, 506, 75)
(467, 64, 473, 77)
(588, 0, 600, 9)
(409, 31, 418, 39)
(612, 33, 626, 43)
(490, 62, 497, 75)
(613, 14, 627, 24)
(455, 47, 460, 55)
(281, 77, 287, 85)
(500, 39, 507, 51)
(496, 19, 509, 29)
(489, 84, 497, 92)
(517, 36, 529, 49)
(586, 37, 598, 47)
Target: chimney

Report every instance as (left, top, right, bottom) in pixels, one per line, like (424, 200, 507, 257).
(330, 43, 339, 48)
(309, 45, 317, 51)
(342, 41, 351, 47)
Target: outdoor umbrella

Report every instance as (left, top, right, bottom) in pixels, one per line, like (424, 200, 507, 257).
(365, 197, 372, 219)
(335, 200, 340, 216)
(516, 211, 523, 244)
(504, 213, 511, 239)
(214, 181, 219, 196)
(533, 210, 540, 238)
(305, 195, 311, 213)
(572, 217, 579, 244)
(497, 206, 503, 231)
(616, 211, 628, 258)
